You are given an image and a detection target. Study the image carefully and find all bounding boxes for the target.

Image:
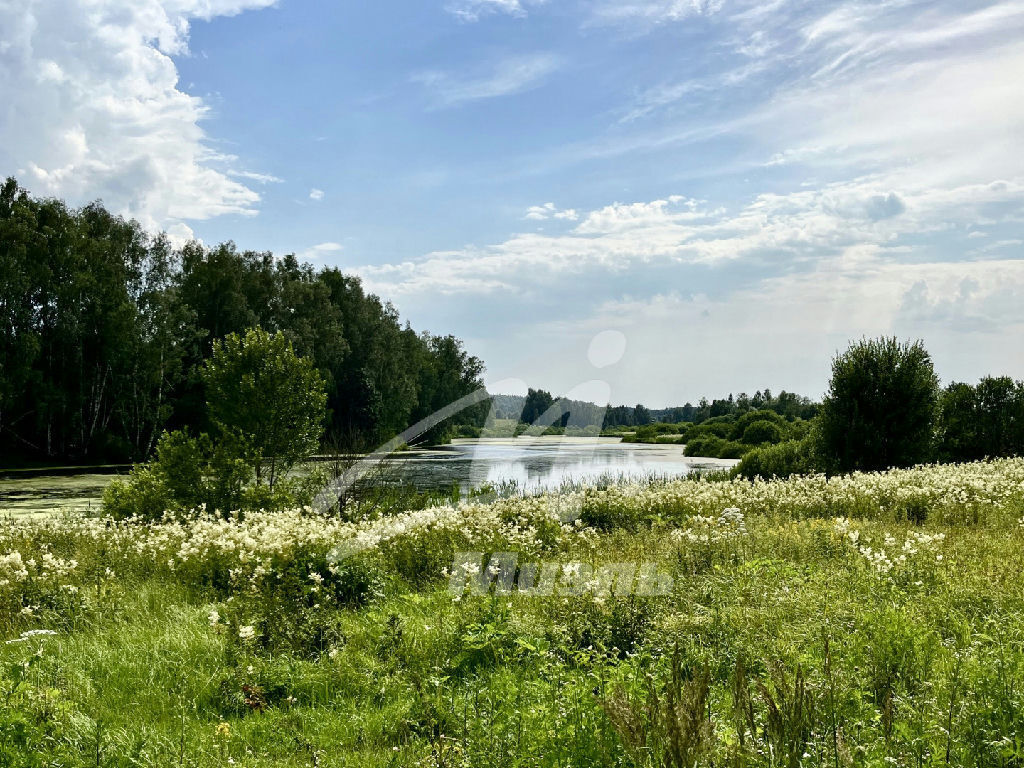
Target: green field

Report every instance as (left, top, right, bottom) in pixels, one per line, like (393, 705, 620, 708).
(3, 459, 1024, 766)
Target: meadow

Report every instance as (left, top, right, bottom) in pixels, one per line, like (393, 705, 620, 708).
(2, 459, 1024, 767)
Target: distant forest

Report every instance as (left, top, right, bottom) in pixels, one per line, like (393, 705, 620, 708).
(0, 178, 486, 464)
(491, 388, 818, 429)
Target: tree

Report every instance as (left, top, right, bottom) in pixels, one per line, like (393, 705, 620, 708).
(410, 334, 486, 444)
(817, 337, 938, 472)
(975, 376, 1024, 458)
(520, 388, 556, 425)
(936, 382, 981, 462)
(202, 328, 327, 490)
(633, 404, 652, 426)
(937, 377, 1024, 461)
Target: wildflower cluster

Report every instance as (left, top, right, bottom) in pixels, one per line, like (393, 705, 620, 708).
(579, 457, 1024, 529)
(672, 507, 747, 544)
(834, 517, 946, 576)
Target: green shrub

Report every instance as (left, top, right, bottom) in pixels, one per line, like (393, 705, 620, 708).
(718, 441, 750, 459)
(736, 439, 816, 479)
(731, 409, 786, 436)
(684, 435, 727, 457)
(101, 466, 170, 521)
(741, 420, 784, 445)
(683, 436, 749, 459)
(688, 422, 733, 440)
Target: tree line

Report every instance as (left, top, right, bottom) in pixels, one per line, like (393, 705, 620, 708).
(490, 388, 817, 431)
(0, 178, 485, 464)
(739, 337, 1024, 479)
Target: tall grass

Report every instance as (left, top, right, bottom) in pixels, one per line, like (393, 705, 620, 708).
(2, 459, 1024, 765)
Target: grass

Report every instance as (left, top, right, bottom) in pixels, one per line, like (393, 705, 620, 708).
(2, 460, 1024, 766)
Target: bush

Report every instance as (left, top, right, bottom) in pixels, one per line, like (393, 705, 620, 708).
(717, 441, 750, 459)
(683, 436, 750, 460)
(684, 435, 727, 457)
(688, 421, 733, 439)
(731, 409, 786, 437)
(736, 439, 816, 480)
(741, 420, 784, 445)
(817, 337, 938, 472)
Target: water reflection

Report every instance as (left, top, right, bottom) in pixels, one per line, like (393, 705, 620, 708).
(388, 437, 736, 492)
(0, 438, 738, 515)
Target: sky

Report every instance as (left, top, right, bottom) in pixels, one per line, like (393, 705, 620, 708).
(2, 0, 1023, 407)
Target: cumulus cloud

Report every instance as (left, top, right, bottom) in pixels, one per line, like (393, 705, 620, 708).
(309, 188, 325, 201)
(355, 174, 1014, 297)
(412, 53, 560, 107)
(0, 0, 278, 235)
(525, 202, 578, 221)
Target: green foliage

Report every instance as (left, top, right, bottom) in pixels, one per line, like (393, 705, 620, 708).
(102, 427, 327, 519)
(683, 435, 727, 458)
(627, 409, 812, 461)
(735, 438, 817, 480)
(683, 436, 748, 460)
(104, 330, 329, 518)
(691, 420, 733, 439)
(936, 376, 1024, 462)
(817, 337, 939, 472)
(0, 179, 486, 465)
(731, 408, 787, 435)
(740, 420, 783, 445)
(519, 388, 555, 425)
(202, 328, 327, 488)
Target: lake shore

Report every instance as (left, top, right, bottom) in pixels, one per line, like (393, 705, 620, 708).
(0, 436, 739, 516)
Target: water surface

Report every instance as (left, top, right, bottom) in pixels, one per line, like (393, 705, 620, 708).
(0, 437, 737, 515)
(376, 437, 736, 493)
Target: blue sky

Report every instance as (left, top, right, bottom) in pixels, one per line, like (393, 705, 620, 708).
(3, 0, 1024, 405)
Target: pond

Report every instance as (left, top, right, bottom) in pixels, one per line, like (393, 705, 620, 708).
(376, 437, 736, 493)
(0, 437, 738, 516)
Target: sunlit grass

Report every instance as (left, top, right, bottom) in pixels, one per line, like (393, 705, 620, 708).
(2, 459, 1024, 765)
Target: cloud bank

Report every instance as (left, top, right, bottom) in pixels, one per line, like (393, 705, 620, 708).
(0, 0, 277, 238)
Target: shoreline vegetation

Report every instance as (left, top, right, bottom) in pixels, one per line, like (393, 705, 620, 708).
(2, 458, 1024, 765)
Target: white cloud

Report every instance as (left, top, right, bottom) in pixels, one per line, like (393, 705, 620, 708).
(412, 53, 560, 107)
(309, 188, 324, 201)
(590, 0, 725, 26)
(525, 202, 578, 221)
(298, 241, 344, 260)
(384, 0, 1024, 401)
(229, 170, 284, 184)
(355, 170, 1024, 301)
(0, 0, 277, 234)
(445, 0, 546, 21)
